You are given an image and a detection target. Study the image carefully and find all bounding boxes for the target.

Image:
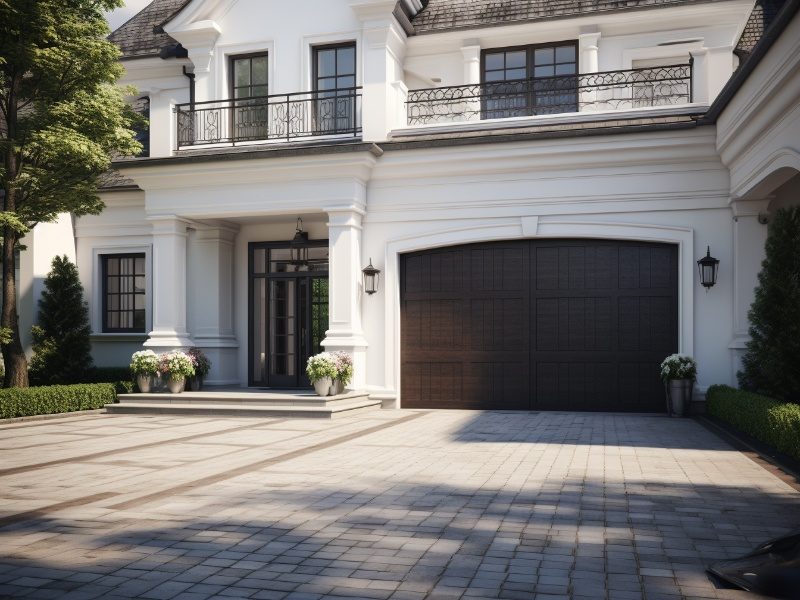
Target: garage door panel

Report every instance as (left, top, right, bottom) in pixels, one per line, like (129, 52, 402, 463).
(468, 297, 526, 351)
(401, 240, 677, 412)
(535, 297, 613, 351)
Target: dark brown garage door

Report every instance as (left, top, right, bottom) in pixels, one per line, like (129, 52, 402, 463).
(401, 239, 678, 412)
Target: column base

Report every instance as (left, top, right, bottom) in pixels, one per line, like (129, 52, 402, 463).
(322, 333, 368, 389)
(144, 330, 195, 352)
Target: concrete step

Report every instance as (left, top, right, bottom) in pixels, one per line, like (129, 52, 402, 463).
(106, 390, 381, 419)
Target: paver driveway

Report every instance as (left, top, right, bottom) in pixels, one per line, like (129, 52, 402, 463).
(0, 410, 798, 600)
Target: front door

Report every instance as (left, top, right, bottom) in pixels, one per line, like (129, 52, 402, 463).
(250, 241, 329, 388)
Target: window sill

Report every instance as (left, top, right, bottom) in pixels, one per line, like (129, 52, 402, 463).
(90, 333, 148, 342)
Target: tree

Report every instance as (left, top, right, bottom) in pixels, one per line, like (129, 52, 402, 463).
(0, 0, 141, 387)
(29, 255, 93, 385)
(738, 206, 800, 402)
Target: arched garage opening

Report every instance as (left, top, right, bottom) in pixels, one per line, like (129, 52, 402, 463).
(400, 239, 679, 412)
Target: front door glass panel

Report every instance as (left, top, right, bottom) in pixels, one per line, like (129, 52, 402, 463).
(250, 241, 329, 388)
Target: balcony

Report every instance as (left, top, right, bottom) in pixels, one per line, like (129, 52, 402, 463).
(176, 88, 362, 149)
(406, 64, 692, 127)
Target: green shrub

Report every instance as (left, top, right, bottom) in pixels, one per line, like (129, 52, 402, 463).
(738, 206, 800, 403)
(29, 256, 94, 385)
(0, 384, 117, 419)
(83, 367, 134, 395)
(707, 385, 800, 461)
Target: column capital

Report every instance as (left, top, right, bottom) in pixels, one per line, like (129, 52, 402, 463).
(730, 196, 772, 218)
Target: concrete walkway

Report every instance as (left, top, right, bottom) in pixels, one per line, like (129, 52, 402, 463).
(0, 410, 797, 599)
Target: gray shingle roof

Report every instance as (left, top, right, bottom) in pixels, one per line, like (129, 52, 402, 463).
(108, 0, 191, 59)
(411, 0, 723, 33)
(734, 0, 786, 57)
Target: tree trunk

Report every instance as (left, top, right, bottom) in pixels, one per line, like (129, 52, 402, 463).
(1, 227, 28, 388)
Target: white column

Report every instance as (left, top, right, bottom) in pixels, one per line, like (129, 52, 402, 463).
(729, 198, 770, 378)
(145, 216, 194, 350)
(578, 32, 601, 73)
(578, 32, 601, 112)
(690, 46, 733, 105)
(189, 223, 240, 384)
(322, 207, 368, 388)
(352, 1, 408, 141)
(461, 44, 481, 84)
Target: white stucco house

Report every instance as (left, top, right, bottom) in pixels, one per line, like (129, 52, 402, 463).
(17, 0, 800, 411)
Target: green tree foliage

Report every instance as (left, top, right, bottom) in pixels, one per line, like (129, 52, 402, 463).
(30, 255, 93, 385)
(738, 206, 800, 403)
(0, 0, 141, 387)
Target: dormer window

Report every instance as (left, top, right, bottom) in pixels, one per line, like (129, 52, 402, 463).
(482, 42, 578, 119)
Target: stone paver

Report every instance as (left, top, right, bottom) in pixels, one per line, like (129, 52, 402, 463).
(0, 410, 797, 599)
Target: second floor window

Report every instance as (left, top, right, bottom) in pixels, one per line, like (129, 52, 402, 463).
(102, 254, 146, 333)
(483, 42, 578, 118)
(231, 53, 269, 140)
(313, 43, 356, 133)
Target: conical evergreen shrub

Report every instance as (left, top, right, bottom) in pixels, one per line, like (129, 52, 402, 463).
(29, 256, 94, 385)
(738, 206, 800, 402)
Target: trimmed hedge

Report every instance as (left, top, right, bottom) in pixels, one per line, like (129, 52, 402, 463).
(707, 385, 800, 461)
(84, 367, 135, 394)
(0, 384, 117, 420)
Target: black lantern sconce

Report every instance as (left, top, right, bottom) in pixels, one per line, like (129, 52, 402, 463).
(697, 246, 720, 290)
(289, 218, 309, 268)
(362, 259, 381, 295)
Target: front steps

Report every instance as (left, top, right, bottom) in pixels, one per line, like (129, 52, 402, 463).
(107, 389, 381, 419)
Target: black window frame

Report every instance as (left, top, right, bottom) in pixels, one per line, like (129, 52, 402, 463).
(229, 52, 270, 101)
(312, 42, 357, 134)
(101, 253, 147, 334)
(481, 40, 579, 118)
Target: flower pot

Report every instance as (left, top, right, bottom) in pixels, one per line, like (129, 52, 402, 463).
(187, 376, 204, 391)
(167, 376, 185, 394)
(313, 377, 333, 397)
(136, 374, 153, 393)
(667, 379, 693, 417)
(330, 379, 345, 396)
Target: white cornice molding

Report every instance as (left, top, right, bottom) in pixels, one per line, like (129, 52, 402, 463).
(163, 0, 230, 32)
(350, 0, 398, 22)
(166, 19, 221, 48)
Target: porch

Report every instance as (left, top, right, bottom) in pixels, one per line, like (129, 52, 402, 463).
(108, 387, 381, 418)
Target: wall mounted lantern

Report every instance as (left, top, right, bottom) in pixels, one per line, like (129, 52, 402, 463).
(697, 246, 720, 290)
(362, 259, 381, 295)
(289, 218, 309, 268)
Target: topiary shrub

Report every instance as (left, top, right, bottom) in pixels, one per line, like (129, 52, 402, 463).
(0, 383, 117, 419)
(29, 256, 94, 386)
(707, 385, 800, 461)
(738, 206, 800, 403)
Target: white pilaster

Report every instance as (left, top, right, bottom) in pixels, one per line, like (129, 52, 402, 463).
(461, 44, 481, 84)
(729, 198, 770, 378)
(578, 32, 601, 73)
(691, 46, 734, 105)
(166, 20, 221, 103)
(145, 216, 194, 350)
(189, 222, 240, 384)
(351, 0, 408, 141)
(322, 207, 368, 388)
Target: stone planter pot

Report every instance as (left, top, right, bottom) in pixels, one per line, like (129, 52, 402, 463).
(136, 374, 153, 393)
(166, 376, 185, 394)
(667, 379, 693, 417)
(187, 376, 204, 392)
(313, 377, 333, 397)
(330, 379, 345, 396)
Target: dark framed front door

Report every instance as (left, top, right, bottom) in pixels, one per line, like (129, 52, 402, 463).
(249, 241, 329, 388)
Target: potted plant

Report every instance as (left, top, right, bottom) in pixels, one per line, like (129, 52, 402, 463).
(130, 350, 159, 393)
(187, 348, 211, 391)
(660, 354, 697, 417)
(158, 351, 195, 394)
(331, 351, 353, 395)
(306, 352, 337, 397)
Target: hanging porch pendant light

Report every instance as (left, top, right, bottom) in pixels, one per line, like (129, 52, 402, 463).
(362, 259, 381, 295)
(290, 218, 309, 268)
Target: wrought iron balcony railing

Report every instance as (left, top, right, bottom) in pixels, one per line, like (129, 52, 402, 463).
(406, 64, 692, 126)
(176, 87, 362, 148)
